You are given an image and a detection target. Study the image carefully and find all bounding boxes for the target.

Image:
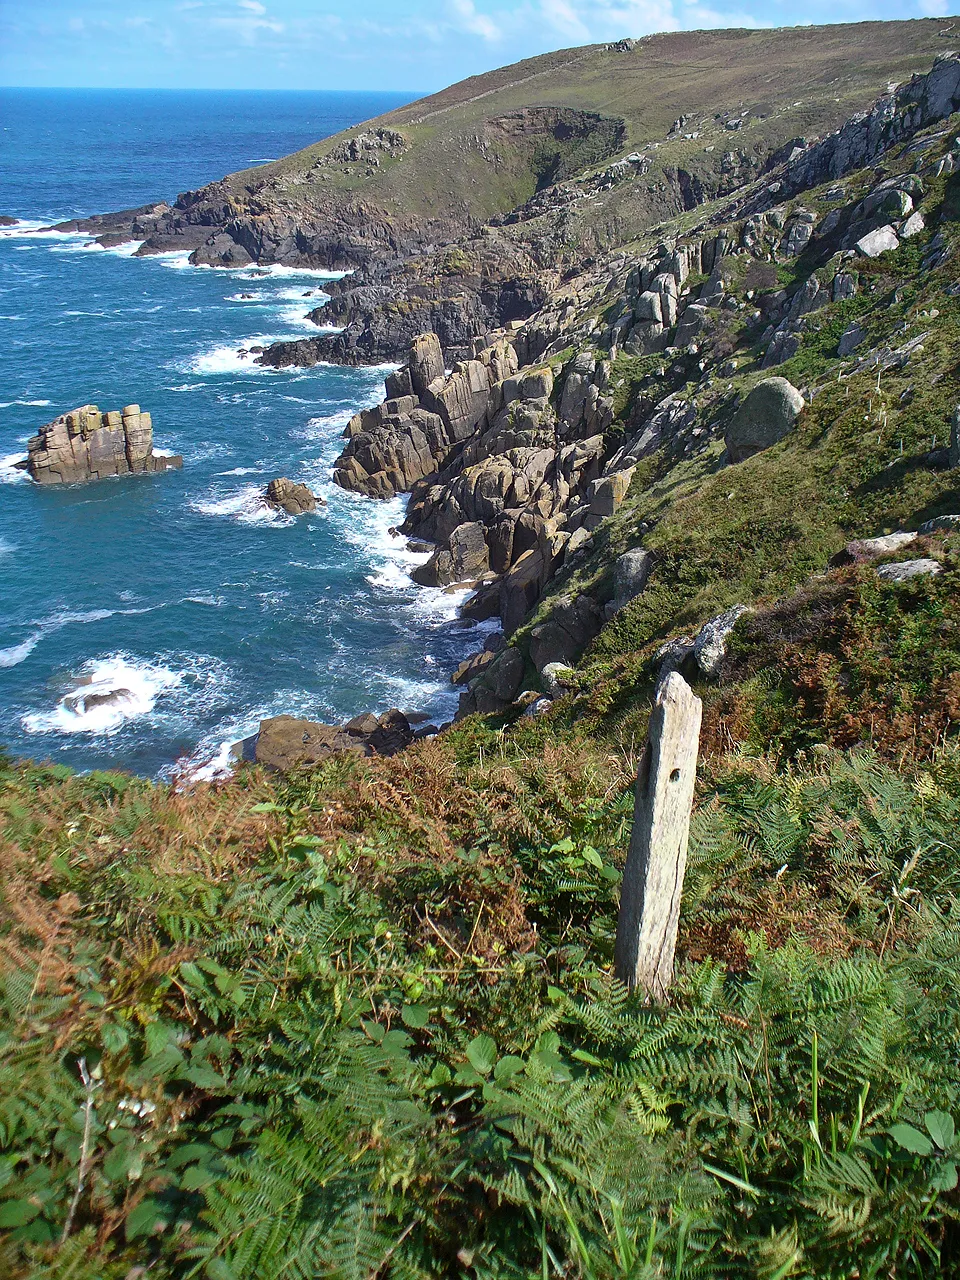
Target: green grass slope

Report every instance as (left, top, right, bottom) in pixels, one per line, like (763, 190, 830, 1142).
(213, 20, 954, 228)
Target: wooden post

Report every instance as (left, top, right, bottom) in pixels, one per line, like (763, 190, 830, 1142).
(614, 672, 702, 998)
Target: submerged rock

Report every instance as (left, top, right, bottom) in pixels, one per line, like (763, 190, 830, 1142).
(24, 404, 182, 485)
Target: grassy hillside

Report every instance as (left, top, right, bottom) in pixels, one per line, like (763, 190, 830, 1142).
(227, 20, 954, 225)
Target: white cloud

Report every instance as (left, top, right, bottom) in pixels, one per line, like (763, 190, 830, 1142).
(918, 0, 949, 14)
(238, 0, 267, 12)
(538, 0, 592, 40)
(450, 0, 502, 41)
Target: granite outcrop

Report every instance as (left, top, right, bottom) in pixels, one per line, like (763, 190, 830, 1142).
(23, 404, 182, 486)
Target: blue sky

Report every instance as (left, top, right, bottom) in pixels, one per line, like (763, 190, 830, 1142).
(0, 0, 952, 91)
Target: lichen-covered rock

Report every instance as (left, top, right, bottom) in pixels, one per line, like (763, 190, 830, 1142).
(855, 225, 899, 258)
(831, 530, 919, 565)
(920, 512, 960, 533)
(264, 477, 322, 515)
(528, 593, 603, 669)
(725, 378, 805, 463)
(541, 662, 576, 698)
(25, 403, 182, 485)
(838, 322, 866, 357)
(693, 604, 750, 676)
(875, 558, 943, 582)
(457, 645, 525, 716)
(611, 549, 652, 613)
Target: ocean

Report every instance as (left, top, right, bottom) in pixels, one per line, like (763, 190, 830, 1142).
(0, 89, 492, 778)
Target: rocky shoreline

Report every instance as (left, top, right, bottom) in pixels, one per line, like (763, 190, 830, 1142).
(19, 33, 960, 778)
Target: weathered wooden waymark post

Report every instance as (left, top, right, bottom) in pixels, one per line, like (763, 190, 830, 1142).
(614, 672, 702, 997)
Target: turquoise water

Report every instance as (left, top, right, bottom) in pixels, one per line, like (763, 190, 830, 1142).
(0, 90, 489, 777)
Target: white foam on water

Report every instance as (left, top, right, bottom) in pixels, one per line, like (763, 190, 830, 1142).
(49, 238, 143, 257)
(22, 655, 183, 736)
(297, 408, 358, 440)
(0, 633, 41, 668)
(0, 452, 28, 483)
(189, 335, 289, 376)
(0, 604, 159, 669)
(100, 239, 146, 257)
(218, 466, 264, 476)
(0, 220, 90, 241)
(152, 446, 178, 458)
(154, 251, 195, 270)
(167, 383, 204, 393)
(234, 264, 351, 281)
(190, 482, 291, 526)
(0, 536, 15, 556)
(0, 399, 51, 408)
(278, 305, 329, 330)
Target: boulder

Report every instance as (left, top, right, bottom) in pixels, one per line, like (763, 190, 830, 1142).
(837, 322, 865, 357)
(500, 548, 551, 635)
(264, 477, 322, 515)
(611, 549, 652, 613)
(529, 593, 603, 670)
(385, 366, 413, 399)
(254, 708, 413, 771)
(541, 662, 576, 698)
(693, 605, 750, 676)
(724, 378, 805, 463)
(584, 468, 634, 526)
(920, 513, 960, 533)
(255, 716, 368, 770)
(413, 520, 489, 587)
(831, 530, 918, 565)
(408, 332, 445, 398)
(458, 646, 525, 716)
(875, 558, 943, 582)
(855, 225, 899, 258)
(656, 636, 696, 681)
(461, 578, 502, 621)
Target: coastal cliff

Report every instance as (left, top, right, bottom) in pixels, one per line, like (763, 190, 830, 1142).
(307, 44, 960, 721)
(67, 20, 955, 369)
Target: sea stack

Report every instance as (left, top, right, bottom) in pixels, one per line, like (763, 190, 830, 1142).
(23, 404, 183, 485)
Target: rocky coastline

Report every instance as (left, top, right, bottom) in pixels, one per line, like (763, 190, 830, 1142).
(193, 44, 960, 772)
(22, 30, 960, 776)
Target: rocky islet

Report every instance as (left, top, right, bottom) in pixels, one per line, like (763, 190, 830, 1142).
(22, 403, 182, 486)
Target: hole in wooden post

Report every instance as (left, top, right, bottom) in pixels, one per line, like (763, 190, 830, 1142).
(669, 768, 681, 782)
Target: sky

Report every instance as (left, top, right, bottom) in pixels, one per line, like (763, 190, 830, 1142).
(0, 0, 953, 92)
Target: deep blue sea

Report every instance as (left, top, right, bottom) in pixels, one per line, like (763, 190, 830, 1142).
(0, 90, 490, 778)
